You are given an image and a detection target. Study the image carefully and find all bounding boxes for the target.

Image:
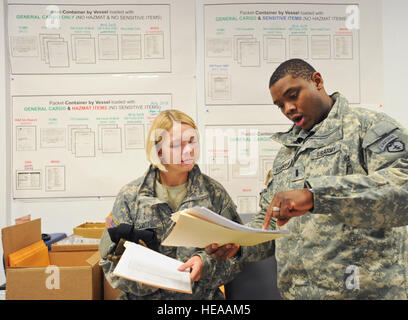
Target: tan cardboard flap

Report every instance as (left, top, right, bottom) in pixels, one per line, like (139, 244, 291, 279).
(49, 251, 97, 267)
(89, 252, 102, 300)
(1, 218, 42, 266)
(86, 251, 101, 266)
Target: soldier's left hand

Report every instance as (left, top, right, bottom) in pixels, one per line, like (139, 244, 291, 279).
(263, 188, 314, 229)
(205, 243, 240, 260)
(178, 255, 204, 282)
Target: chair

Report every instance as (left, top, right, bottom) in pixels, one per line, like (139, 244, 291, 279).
(223, 213, 281, 300)
(225, 255, 281, 300)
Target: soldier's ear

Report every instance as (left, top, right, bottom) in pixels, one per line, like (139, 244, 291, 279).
(311, 72, 324, 90)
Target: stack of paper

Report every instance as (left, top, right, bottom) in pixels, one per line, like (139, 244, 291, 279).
(162, 206, 288, 248)
(113, 241, 192, 294)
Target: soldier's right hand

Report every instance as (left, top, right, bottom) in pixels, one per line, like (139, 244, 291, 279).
(205, 243, 240, 260)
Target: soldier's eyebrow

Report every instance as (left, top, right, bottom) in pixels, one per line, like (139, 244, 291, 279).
(273, 87, 298, 106)
(283, 86, 298, 97)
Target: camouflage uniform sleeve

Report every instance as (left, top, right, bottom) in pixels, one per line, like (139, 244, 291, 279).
(307, 114, 408, 228)
(193, 196, 245, 288)
(99, 186, 160, 297)
(239, 174, 276, 263)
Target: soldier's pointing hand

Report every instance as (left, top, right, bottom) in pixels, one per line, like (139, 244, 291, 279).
(263, 188, 314, 229)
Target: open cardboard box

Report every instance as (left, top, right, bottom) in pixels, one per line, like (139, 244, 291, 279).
(74, 222, 105, 239)
(1, 219, 102, 300)
(51, 234, 100, 252)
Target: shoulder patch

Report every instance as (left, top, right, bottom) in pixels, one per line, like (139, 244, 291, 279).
(105, 212, 118, 229)
(387, 140, 405, 153)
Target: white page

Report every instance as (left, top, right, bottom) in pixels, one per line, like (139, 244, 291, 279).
(236, 38, 257, 64)
(48, 41, 69, 67)
(45, 166, 65, 191)
(311, 35, 331, 59)
(237, 196, 257, 214)
(164, 210, 285, 247)
(43, 38, 63, 64)
(206, 37, 232, 58)
(144, 33, 164, 59)
(240, 41, 260, 67)
(75, 38, 95, 64)
(75, 131, 95, 157)
(39, 34, 60, 61)
(99, 34, 118, 60)
(121, 34, 142, 60)
(71, 128, 91, 154)
(16, 126, 36, 151)
(16, 171, 41, 190)
(266, 38, 286, 63)
(71, 34, 91, 61)
(113, 241, 192, 294)
(335, 35, 353, 59)
(233, 35, 253, 61)
(124, 124, 144, 149)
(289, 35, 308, 59)
(11, 36, 38, 57)
(98, 124, 117, 150)
(102, 128, 122, 153)
(175, 207, 287, 234)
(67, 125, 88, 152)
(40, 127, 66, 148)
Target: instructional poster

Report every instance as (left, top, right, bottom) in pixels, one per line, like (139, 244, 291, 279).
(8, 4, 172, 74)
(12, 94, 172, 198)
(204, 124, 290, 214)
(204, 3, 360, 105)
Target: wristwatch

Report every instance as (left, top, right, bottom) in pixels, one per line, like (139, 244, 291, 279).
(305, 181, 314, 212)
(305, 181, 314, 194)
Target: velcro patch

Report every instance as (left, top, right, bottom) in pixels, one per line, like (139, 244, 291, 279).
(310, 144, 340, 159)
(105, 213, 118, 229)
(379, 134, 398, 151)
(273, 159, 292, 175)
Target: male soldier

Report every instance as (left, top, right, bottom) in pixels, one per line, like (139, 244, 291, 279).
(208, 58, 408, 299)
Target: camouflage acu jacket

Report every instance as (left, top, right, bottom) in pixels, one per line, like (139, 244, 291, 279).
(246, 93, 408, 299)
(99, 165, 242, 300)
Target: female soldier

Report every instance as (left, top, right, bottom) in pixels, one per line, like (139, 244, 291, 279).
(99, 109, 242, 300)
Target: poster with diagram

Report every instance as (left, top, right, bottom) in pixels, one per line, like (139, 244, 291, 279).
(204, 3, 360, 105)
(12, 94, 172, 198)
(8, 3, 172, 74)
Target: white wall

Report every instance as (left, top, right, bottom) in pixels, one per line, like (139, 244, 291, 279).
(382, 0, 408, 128)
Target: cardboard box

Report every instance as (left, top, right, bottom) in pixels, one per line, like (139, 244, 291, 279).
(74, 222, 105, 239)
(51, 234, 100, 252)
(2, 219, 102, 300)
